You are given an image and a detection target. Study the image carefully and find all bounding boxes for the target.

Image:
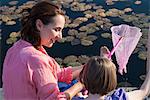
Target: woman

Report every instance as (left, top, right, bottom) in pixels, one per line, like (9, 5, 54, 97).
(79, 50, 150, 100)
(2, 1, 84, 100)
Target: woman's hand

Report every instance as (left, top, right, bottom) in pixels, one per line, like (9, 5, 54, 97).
(72, 65, 84, 79)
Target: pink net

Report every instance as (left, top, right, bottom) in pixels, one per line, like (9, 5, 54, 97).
(110, 24, 142, 75)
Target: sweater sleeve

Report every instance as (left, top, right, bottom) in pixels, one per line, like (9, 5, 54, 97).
(51, 58, 73, 84)
(57, 67, 73, 84)
(27, 55, 69, 100)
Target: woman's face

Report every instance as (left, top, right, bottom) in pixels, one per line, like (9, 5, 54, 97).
(36, 15, 65, 48)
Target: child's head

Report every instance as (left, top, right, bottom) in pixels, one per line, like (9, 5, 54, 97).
(79, 57, 117, 96)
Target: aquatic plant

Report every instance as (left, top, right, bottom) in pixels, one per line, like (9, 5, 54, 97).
(118, 82, 132, 87)
(78, 55, 90, 64)
(68, 29, 78, 36)
(8, 1, 19, 6)
(138, 51, 147, 60)
(6, 21, 16, 25)
(63, 55, 78, 64)
(134, 0, 142, 5)
(101, 33, 111, 39)
(81, 39, 93, 46)
(75, 32, 87, 39)
(6, 37, 17, 44)
(65, 36, 75, 42)
(82, 35, 98, 41)
(71, 38, 81, 46)
(55, 57, 63, 65)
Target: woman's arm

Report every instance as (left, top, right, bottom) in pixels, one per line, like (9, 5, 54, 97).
(63, 81, 84, 99)
(55, 57, 83, 83)
(72, 65, 83, 79)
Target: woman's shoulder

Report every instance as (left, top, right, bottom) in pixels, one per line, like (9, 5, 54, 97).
(19, 46, 49, 65)
(22, 49, 50, 65)
(5, 40, 42, 61)
(21, 48, 52, 70)
(105, 88, 128, 100)
(7, 39, 41, 57)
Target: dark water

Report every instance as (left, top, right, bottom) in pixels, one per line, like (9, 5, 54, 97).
(0, 0, 148, 88)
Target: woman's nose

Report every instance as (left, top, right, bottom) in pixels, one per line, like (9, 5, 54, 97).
(56, 32, 62, 40)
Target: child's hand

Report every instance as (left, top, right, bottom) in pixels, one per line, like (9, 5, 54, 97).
(76, 90, 88, 99)
(100, 46, 110, 59)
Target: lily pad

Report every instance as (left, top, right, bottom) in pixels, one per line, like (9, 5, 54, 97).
(75, 17, 88, 22)
(67, 62, 82, 67)
(78, 55, 90, 64)
(105, 8, 125, 17)
(75, 32, 87, 39)
(118, 82, 132, 87)
(2, 15, 12, 22)
(68, 23, 79, 28)
(134, 0, 142, 5)
(106, 1, 115, 5)
(124, 8, 133, 13)
(81, 39, 93, 46)
(63, 55, 78, 64)
(68, 29, 78, 36)
(59, 38, 66, 43)
(99, 12, 106, 17)
(93, 5, 103, 10)
(6, 21, 16, 25)
(70, 2, 92, 12)
(9, 32, 20, 38)
(79, 26, 88, 32)
(6, 37, 18, 44)
(71, 38, 81, 46)
(138, 51, 147, 60)
(55, 57, 63, 65)
(8, 1, 19, 6)
(101, 33, 111, 39)
(65, 36, 75, 42)
(85, 14, 93, 19)
(82, 35, 98, 41)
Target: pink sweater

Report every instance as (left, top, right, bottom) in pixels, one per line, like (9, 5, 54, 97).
(2, 39, 73, 100)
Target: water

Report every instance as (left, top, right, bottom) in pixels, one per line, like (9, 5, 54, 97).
(0, 0, 148, 88)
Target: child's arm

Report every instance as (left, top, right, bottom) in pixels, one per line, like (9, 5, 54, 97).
(126, 69, 150, 100)
(127, 29, 150, 100)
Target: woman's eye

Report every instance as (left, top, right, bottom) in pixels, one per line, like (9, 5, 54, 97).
(54, 29, 58, 32)
(54, 28, 61, 32)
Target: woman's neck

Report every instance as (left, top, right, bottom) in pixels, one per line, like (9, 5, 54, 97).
(86, 93, 105, 100)
(38, 45, 47, 55)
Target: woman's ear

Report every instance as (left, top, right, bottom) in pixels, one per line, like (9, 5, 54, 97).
(36, 19, 44, 31)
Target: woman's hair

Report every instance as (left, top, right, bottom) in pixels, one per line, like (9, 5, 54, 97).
(20, 1, 65, 49)
(79, 57, 117, 96)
